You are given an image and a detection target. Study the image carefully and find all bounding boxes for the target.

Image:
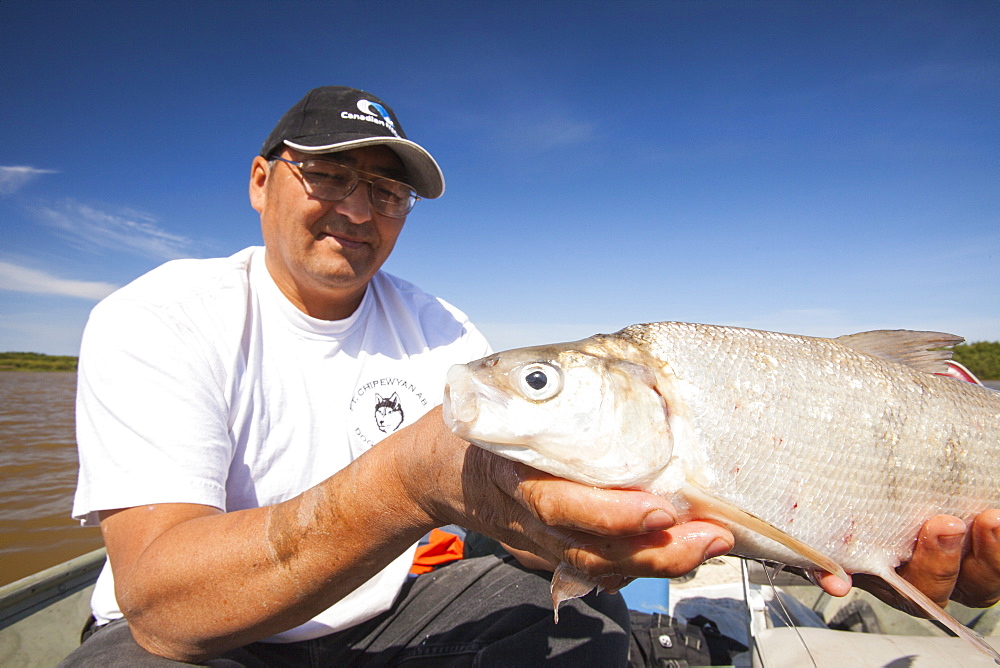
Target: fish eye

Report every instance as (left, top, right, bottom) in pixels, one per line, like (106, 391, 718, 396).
(516, 363, 562, 401)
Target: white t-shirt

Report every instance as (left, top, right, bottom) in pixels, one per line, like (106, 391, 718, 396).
(72, 246, 491, 642)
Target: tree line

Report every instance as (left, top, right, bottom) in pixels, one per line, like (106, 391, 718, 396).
(952, 341, 1000, 381)
(0, 352, 78, 371)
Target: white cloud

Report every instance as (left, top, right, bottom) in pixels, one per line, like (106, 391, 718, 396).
(0, 261, 118, 300)
(475, 101, 597, 153)
(34, 200, 193, 261)
(514, 116, 596, 151)
(0, 166, 58, 195)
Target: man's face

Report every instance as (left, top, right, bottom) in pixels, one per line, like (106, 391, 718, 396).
(250, 145, 408, 319)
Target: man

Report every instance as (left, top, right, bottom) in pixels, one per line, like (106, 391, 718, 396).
(63, 86, 1000, 666)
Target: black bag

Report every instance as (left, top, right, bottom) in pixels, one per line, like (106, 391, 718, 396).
(685, 614, 749, 666)
(627, 611, 712, 667)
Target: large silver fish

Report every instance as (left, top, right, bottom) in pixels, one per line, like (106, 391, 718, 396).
(443, 322, 1000, 660)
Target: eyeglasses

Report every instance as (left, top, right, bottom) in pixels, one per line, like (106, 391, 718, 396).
(269, 156, 419, 218)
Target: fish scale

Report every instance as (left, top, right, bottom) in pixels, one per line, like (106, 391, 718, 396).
(443, 322, 1000, 660)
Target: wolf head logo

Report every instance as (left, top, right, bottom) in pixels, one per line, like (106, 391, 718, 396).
(374, 393, 404, 433)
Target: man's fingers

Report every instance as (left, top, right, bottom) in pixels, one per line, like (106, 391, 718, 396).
(813, 569, 853, 597)
(953, 510, 1000, 608)
(503, 455, 734, 580)
(897, 514, 966, 608)
(557, 520, 734, 580)
(463, 447, 735, 582)
(517, 473, 679, 536)
(487, 454, 680, 537)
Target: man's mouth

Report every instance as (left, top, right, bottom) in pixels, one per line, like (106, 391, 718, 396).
(319, 232, 365, 250)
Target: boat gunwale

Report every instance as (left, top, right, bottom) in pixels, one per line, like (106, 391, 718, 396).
(0, 547, 106, 631)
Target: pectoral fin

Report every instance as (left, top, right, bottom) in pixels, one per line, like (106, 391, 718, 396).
(681, 482, 849, 583)
(550, 561, 601, 623)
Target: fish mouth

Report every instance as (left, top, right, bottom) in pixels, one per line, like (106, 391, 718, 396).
(443, 365, 481, 434)
(443, 364, 512, 437)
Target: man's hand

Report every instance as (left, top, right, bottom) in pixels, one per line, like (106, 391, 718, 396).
(812, 511, 1000, 613)
(951, 510, 1000, 608)
(496, 461, 735, 580)
(405, 416, 735, 585)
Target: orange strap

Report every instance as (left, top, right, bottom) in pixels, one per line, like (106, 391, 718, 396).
(409, 528, 465, 575)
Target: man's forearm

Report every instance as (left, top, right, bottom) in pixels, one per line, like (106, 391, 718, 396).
(102, 429, 440, 661)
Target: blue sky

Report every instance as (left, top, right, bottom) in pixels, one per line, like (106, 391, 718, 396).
(1, 1, 997, 355)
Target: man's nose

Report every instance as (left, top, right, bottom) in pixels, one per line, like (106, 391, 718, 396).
(332, 183, 373, 223)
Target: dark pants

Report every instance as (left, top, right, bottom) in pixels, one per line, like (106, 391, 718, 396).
(58, 555, 630, 667)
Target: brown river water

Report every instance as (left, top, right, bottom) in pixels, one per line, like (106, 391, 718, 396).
(0, 371, 103, 587)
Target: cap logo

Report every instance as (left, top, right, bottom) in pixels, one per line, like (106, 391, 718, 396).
(340, 99, 400, 138)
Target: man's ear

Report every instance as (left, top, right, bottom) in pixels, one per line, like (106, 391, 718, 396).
(249, 156, 270, 214)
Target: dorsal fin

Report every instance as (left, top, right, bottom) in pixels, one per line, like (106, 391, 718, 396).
(834, 330, 963, 374)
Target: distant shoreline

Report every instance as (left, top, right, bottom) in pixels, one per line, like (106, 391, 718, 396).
(0, 352, 78, 372)
(0, 348, 997, 381)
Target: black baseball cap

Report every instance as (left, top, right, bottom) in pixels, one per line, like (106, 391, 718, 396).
(261, 86, 445, 199)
